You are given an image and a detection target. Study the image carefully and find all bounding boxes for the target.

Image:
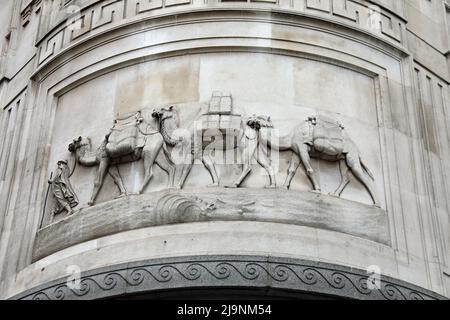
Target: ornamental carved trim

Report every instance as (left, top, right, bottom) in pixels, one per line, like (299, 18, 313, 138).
(36, 0, 405, 66)
(13, 256, 445, 300)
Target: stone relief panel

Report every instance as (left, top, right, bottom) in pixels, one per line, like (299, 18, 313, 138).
(35, 0, 405, 65)
(44, 52, 386, 230)
(196, 53, 383, 206)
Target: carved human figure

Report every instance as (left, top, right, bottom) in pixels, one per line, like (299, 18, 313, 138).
(152, 106, 220, 189)
(237, 115, 380, 207)
(68, 111, 175, 205)
(49, 160, 79, 223)
(228, 115, 277, 188)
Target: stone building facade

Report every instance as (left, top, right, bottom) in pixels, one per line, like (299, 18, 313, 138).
(0, 0, 449, 299)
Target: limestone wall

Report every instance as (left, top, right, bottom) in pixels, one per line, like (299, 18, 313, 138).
(0, 0, 449, 299)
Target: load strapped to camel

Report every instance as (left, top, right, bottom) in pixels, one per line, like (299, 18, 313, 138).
(199, 91, 242, 150)
(105, 111, 143, 159)
(308, 115, 346, 156)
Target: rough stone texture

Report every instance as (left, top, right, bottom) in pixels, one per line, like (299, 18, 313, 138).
(0, 0, 449, 300)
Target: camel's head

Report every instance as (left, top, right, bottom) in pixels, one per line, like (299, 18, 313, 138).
(152, 105, 177, 122)
(246, 115, 261, 130)
(246, 115, 274, 130)
(68, 136, 90, 152)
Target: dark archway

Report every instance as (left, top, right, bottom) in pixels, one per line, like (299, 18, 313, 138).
(113, 287, 343, 300)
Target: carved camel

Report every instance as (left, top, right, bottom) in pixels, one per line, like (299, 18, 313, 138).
(232, 115, 380, 207)
(151, 106, 220, 189)
(68, 119, 175, 205)
(228, 115, 277, 189)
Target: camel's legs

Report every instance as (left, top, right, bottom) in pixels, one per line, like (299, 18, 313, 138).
(108, 165, 127, 196)
(176, 141, 219, 189)
(202, 151, 219, 187)
(178, 162, 193, 189)
(256, 147, 276, 188)
(231, 136, 258, 187)
(283, 152, 301, 189)
(231, 164, 252, 188)
(176, 144, 195, 189)
(346, 152, 380, 207)
(89, 158, 110, 205)
(139, 141, 162, 194)
(334, 159, 350, 196)
(297, 143, 321, 191)
(155, 150, 175, 188)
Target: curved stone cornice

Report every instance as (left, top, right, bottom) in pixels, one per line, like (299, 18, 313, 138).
(35, 0, 406, 69)
(32, 189, 390, 261)
(12, 255, 445, 300)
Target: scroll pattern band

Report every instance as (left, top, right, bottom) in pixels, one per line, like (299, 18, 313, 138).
(14, 256, 444, 300)
(37, 0, 404, 66)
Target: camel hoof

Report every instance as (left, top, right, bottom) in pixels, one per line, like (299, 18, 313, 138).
(207, 183, 220, 188)
(373, 203, 382, 208)
(224, 184, 238, 189)
(329, 192, 341, 198)
(310, 190, 322, 195)
(87, 201, 94, 206)
(264, 184, 277, 189)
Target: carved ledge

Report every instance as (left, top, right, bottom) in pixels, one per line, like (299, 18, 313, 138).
(33, 188, 389, 261)
(13, 255, 445, 300)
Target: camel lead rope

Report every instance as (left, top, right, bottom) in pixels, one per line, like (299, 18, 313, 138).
(69, 153, 77, 178)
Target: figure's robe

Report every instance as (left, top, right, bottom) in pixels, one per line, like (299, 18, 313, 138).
(51, 166, 79, 214)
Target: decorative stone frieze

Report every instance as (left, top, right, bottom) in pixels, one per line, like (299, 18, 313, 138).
(36, 0, 406, 66)
(1, 0, 449, 301)
(13, 256, 445, 300)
